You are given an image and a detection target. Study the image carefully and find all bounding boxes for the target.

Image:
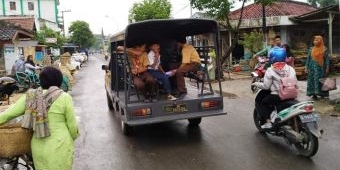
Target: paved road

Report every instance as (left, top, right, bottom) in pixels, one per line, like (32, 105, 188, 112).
(72, 54, 340, 170)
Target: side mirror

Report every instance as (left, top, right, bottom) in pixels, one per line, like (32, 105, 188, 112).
(102, 65, 109, 70)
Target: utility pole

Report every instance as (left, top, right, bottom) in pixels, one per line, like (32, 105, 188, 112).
(101, 28, 105, 54)
(61, 9, 71, 37)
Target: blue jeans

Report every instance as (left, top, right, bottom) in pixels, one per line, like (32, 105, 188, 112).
(148, 69, 172, 94)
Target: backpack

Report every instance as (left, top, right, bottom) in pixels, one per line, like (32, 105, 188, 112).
(278, 68, 298, 100)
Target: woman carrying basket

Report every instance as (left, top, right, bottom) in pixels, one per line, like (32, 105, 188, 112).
(0, 66, 79, 170)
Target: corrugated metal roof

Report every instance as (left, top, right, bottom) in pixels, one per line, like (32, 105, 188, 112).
(229, 1, 317, 20)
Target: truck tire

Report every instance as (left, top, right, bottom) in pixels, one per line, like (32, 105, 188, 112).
(106, 93, 114, 110)
(188, 118, 202, 126)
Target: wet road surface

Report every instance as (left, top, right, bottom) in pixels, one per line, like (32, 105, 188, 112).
(72, 55, 340, 170)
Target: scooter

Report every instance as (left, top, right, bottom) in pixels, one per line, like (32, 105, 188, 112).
(253, 90, 322, 157)
(250, 56, 269, 93)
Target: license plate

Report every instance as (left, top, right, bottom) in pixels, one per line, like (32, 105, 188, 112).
(163, 104, 188, 114)
(299, 113, 320, 123)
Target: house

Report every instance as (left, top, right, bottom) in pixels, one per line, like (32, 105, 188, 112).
(228, 1, 339, 56)
(0, 20, 34, 75)
(0, 0, 61, 32)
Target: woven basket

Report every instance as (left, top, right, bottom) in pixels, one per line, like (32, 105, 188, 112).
(0, 124, 32, 158)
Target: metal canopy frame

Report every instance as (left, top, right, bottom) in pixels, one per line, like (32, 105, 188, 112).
(290, 5, 340, 56)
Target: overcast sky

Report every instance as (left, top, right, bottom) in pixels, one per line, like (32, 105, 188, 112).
(58, 0, 310, 36)
(59, 0, 202, 35)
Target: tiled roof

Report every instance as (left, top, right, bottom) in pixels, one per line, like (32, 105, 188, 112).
(0, 21, 17, 40)
(229, 1, 317, 20)
(0, 20, 33, 41)
(0, 17, 35, 31)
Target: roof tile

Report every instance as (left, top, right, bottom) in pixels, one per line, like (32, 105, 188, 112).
(229, 1, 317, 20)
(0, 17, 35, 31)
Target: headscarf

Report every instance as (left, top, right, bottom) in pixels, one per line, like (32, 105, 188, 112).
(25, 55, 36, 67)
(21, 86, 63, 138)
(311, 35, 325, 66)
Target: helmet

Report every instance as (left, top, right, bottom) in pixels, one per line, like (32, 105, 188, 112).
(269, 46, 286, 63)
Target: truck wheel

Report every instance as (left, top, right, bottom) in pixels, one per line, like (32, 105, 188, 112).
(121, 121, 132, 135)
(188, 118, 202, 126)
(106, 93, 114, 110)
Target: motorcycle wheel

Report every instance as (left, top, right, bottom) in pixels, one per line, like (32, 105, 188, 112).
(294, 125, 319, 157)
(253, 109, 266, 133)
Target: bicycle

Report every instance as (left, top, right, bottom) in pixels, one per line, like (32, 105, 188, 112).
(14, 72, 40, 92)
(0, 154, 35, 170)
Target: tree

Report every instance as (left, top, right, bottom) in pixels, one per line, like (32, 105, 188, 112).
(190, 0, 247, 66)
(308, 0, 338, 8)
(239, 30, 264, 55)
(68, 20, 95, 49)
(34, 26, 65, 48)
(129, 0, 171, 22)
(190, 0, 276, 65)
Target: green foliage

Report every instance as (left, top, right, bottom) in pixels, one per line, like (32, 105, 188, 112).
(34, 26, 65, 48)
(238, 30, 263, 54)
(190, 0, 234, 24)
(129, 0, 171, 22)
(68, 20, 95, 48)
(254, 0, 276, 6)
(307, 0, 338, 7)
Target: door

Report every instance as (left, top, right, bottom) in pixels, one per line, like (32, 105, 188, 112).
(4, 44, 17, 75)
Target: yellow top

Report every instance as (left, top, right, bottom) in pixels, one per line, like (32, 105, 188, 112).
(129, 52, 149, 74)
(181, 44, 201, 64)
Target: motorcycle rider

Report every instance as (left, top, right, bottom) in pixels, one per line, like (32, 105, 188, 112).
(252, 47, 297, 129)
(253, 35, 282, 58)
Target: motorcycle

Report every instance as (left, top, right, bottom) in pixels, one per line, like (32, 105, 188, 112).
(251, 56, 269, 93)
(254, 90, 322, 157)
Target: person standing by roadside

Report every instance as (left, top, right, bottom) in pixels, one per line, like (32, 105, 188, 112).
(0, 66, 79, 170)
(305, 35, 330, 99)
(147, 43, 177, 101)
(207, 48, 216, 81)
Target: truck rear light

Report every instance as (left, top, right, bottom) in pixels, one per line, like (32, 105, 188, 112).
(201, 101, 220, 109)
(132, 108, 151, 117)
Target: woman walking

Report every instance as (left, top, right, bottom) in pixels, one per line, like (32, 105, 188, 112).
(0, 66, 79, 170)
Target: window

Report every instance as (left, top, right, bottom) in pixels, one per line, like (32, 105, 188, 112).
(28, 2, 34, 11)
(9, 2, 16, 10)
